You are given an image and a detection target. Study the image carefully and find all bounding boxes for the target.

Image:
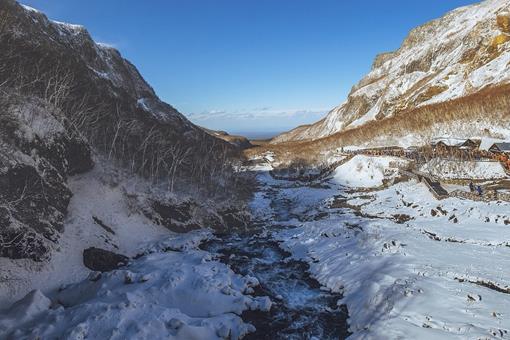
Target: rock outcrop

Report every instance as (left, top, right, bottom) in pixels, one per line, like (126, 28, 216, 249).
(0, 0, 242, 262)
(0, 95, 93, 261)
(273, 0, 510, 145)
(82, 247, 129, 272)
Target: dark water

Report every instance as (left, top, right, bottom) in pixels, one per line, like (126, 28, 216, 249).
(202, 228, 350, 339)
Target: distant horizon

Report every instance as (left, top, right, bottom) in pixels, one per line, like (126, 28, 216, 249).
(229, 130, 283, 140)
(22, 0, 479, 133)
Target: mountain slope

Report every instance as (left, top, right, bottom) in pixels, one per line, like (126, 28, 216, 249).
(273, 0, 510, 145)
(0, 1, 247, 264)
(0, 0, 237, 173)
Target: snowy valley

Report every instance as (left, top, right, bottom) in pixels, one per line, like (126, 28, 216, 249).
(2, 0, 510, 339)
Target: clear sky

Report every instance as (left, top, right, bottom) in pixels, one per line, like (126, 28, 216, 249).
(23, 0, 479, 138)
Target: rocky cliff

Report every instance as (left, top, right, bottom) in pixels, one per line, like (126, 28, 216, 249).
(0, 1, 244, 262)
(273, 0, 510, 145)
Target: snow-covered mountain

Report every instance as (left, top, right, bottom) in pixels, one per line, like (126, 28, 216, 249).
(0, 0, 246, 264)
(273, 0, 510, 144)
(1, 0, 203, 133)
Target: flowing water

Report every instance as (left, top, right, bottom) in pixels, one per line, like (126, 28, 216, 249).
(202, 226, 350, 339)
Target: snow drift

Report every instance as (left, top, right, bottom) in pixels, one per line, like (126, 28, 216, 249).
(331, 155, 407, 188)
(420, 159, 507, 180)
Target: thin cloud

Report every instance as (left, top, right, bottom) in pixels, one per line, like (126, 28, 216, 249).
(186, 107, 327, 121)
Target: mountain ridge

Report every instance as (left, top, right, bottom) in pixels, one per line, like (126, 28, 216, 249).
(0, 0, 247, 263)
(272, 0, 510, 146)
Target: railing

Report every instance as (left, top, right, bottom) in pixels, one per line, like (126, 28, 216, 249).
(421, 176, 449, 200)
(451, 190, 510, 202)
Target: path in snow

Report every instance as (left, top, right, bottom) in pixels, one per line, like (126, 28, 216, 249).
(202, 229, 349, 339)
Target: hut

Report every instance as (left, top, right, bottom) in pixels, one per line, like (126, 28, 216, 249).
(431, 138, 466, 149)
(489, 143, 510, 155)
(460, 139, 481, 150)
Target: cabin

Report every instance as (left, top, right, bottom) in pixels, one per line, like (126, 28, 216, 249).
(430, 138, 467, 155)
(460, 139, 481, 150)
(489, 143, 510, 171)
(431, 138, 465, 149)
(489, 143, 510, 155)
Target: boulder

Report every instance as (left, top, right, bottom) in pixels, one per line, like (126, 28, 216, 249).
(83, 247, 129, 272)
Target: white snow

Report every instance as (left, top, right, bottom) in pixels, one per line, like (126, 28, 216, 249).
(244, 151, 510, 338)
(331, 155, 408, 188)
(257, 164, 510, 339)
(480, 137, 507, 151)
(2, 147, 510, 338)
(12, 101, 66, 142)
(0, 163, 271, 339)
(52, 20, 85, 35)
(420, 158, 507, 180)
(275, 0, 510, 143)
(0, 165, 170, 307)
(137, 98, 150, 112)
(20, 4, 40, 13)
(0, 242, 269, 339)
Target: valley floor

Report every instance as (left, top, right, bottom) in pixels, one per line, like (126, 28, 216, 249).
(252, 157, 510, 339)
(1, 156, 510, 339)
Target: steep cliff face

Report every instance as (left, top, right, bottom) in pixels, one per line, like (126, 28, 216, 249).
(0, 0, 213, 139)
(273, 0, 510, 144)
(0, 0, 241, 187)
(0, 94, 93, 261)
(0, 1, 242, 262)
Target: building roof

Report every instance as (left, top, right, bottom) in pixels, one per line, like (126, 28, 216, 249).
(431, 137, 467, 147)
(462, 139, 481, 146)
(490, 142, 510, 152)
(479, 138, 506, 151)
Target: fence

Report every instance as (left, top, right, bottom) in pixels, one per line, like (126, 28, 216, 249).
(450, 190, 510, 202)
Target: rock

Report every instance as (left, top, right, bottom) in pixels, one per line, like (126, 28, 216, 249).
(272, 0, 510, 146)
(148, 200, 201, 233)
(82, 247, 129, 272)
(63, 138, 94, 175)
(393, 214, 412, 224)
(218, 208, 251, 230)
(0, 161, 71, 261)
(0, 95, 95, 262)
(124, 271, 135, 284)
(152, 200, 194, 223)
(168, 318, 184, 330)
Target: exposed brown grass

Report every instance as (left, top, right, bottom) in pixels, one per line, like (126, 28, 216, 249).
(497, 13, 510, 34)
(247, 83, 510, 165)
(415, 84, 449, 104)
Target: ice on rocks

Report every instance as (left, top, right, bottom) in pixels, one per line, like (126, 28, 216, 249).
(269, 161, 510, 339)
(0, 236, 268, 339)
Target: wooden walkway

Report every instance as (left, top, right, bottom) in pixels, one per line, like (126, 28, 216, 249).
(399, 169, 449, 200)
(421, 176, 449, 199)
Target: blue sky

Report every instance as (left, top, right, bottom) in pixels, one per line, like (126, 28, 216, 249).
(23, 0, 479, 137)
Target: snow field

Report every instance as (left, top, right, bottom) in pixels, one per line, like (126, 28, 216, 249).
(257, 158, 510, 339)
(331, 155, 408, 188)
(0, 235, 270, 339)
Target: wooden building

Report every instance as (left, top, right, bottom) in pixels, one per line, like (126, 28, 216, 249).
(489, 143, 510, 155)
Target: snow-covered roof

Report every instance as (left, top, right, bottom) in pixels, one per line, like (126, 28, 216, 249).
(479, 138, 506, 151)
(490, 142, 510, 152)
(431, 137, 467, 147)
